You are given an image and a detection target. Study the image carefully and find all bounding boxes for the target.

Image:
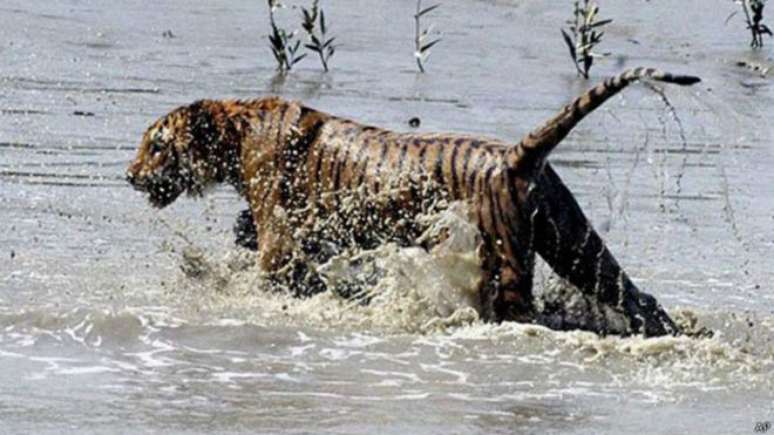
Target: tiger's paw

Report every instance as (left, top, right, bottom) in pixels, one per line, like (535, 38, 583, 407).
(622, 290, 680, 337)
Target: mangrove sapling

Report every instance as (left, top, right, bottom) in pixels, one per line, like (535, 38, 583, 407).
(301, 0, 336, 72)
(561, 0, 612, 79)
(267, 0, 306, 73)
(414, 0, 442, 73)
(728, 0, 772, 47)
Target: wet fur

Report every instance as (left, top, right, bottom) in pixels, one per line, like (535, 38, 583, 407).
(127, 68, 699, 336)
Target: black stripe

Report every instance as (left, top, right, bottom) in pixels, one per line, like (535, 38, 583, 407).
(333, 142, 350, 192)
(491, 191, 507, 250)
(491, 177, 514, 256)
(459, 143, 474, 198)
(468, 151, 488, 197)
(374, 134, 390, 184)
(356, 129, 380, 188)
(313, 146, 326, 195)
(349, 127, 372, 189)
(484, 166, 497, 235)
(417, 139, 429, 176)
(476, 198, 486, 234)
(327, 145, 342, 191)
(506, 172, 521, 211)
(396, 138, 409, 175)
(355, 156, 369, 188)
(433, 139, 445, 186)
(449, 139, 463, 199)
(274, 104, 290, 167)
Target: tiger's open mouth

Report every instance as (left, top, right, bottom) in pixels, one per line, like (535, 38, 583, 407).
(128, 173, 185, 209)
(146, 176, 185, 208)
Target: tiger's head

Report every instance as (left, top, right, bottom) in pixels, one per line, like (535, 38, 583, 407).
(126, 100, 237, 208)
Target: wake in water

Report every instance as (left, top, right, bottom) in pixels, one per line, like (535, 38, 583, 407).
(2, 198, 771, 420)
(152, 236, 774, 399)
(170, 201, 484, 334)
(144, 183, 774, 400)
(164, 199, 708, 338)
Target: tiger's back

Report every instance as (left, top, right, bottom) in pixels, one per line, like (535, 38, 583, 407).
(302, 115, 514, 225)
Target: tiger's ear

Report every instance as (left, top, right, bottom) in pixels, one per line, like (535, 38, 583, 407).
(188, 100, 220, 150)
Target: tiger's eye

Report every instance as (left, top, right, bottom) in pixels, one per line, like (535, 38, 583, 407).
(149, 141, 164, 155)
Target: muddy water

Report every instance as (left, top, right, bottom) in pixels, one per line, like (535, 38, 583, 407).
(1, 0, 772, 433)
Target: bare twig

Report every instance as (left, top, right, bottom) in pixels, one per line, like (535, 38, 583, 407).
(414, 0, 442, 73)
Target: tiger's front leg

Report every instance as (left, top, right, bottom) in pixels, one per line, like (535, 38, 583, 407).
(234, 208, 258, 251)
(245, 176, 296, 273)
(256, 215, 293, 273)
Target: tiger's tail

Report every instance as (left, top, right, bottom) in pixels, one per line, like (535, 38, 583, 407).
(506, 67, 701, 174)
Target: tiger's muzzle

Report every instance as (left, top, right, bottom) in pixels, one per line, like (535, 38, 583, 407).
(126, 169, 186, 209)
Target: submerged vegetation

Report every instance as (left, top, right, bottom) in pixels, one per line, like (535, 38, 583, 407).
(414, 0, 442, 73)
(728, 0, 772, 47)
(561, 0, 612, 79)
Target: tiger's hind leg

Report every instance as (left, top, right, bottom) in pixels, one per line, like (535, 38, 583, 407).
(531, 164, 678, 337)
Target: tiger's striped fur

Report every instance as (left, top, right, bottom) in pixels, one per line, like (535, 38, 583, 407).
(127, 67, 699, 336)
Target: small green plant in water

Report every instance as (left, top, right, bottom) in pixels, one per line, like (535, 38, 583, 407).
(729, 0, 772, 47)
(267, 0, 306, 73)
(561, 0, 612, 79)
(414, 0, 442, 73)
(301, 0, 336, 72)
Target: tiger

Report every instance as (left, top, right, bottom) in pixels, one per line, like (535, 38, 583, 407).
(126, 67, 700, 337)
